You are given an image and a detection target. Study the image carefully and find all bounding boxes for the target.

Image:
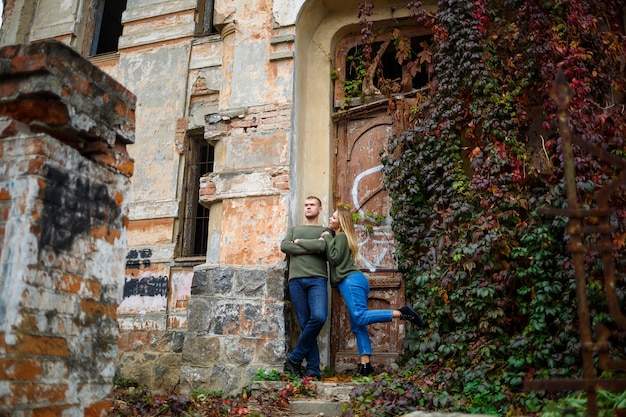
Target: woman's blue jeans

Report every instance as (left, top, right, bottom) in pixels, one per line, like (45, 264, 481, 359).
(288, 277, 328, 376)
(338, 271, 393, 356)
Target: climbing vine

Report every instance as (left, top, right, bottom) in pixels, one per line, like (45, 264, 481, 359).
(344, 0, 626, 415)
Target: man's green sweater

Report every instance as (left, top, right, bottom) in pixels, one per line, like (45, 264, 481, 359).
(280, 225, 328, 280)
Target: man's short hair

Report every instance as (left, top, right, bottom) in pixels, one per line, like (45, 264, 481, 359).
(305, 196, 322, 207)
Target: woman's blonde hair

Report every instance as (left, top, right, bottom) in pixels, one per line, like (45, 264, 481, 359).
(336, 206, 360, 265)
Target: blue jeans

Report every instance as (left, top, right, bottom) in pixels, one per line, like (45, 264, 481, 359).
(338, 271, 393, 356)
(288, 277, 328, 376)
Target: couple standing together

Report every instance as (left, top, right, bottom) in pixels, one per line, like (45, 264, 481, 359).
(280, 196, 424, 379)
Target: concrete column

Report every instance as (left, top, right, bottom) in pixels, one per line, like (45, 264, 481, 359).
(0, 40, 135, 416)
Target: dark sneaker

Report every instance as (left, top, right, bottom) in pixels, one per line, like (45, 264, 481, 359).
(303, 373, 320, 381)
(399, 305, 425, 327)
(284, 357, 303, 377)
(357, 363, 374, 376)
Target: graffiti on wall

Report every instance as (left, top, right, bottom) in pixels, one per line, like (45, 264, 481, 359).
(119, 248, 169, 315)
(123, 275, 168, 298)
(118, 248, 194, 329)
(126, 248, 153, 269)
(350, 164, 396, 272)
(39, 165, 121, 255)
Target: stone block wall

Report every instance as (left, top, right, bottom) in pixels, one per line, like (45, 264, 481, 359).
(0, 40, 135, 416)
(179, 266, 289, 395)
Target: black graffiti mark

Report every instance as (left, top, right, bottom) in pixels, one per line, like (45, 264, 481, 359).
(122, 276, 168, 298)
(126, 248, 153, 269)
(39, 164, 121, 254)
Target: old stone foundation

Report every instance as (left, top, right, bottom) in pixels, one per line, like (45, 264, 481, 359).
(114, 263, 296, 396)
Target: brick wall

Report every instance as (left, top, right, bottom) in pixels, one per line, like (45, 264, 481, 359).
(0, 40, 135, 416)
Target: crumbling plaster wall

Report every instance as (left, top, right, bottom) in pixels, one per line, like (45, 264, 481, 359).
(179, 0, 301, 394)
(109, 0, 305, 391)
(0, 1, 37, 46)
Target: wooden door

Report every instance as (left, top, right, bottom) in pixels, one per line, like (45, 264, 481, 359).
(331, 99, 411, 373)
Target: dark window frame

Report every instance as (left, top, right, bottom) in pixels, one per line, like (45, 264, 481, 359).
(196, 0, 217, 36)
(180, 134, 214, 258)
(90, 0, 127, 56)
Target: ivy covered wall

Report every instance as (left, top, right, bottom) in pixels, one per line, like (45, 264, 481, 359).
(368, 0, 626, 414)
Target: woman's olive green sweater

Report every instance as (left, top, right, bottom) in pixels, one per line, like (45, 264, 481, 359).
(323, 232, 359, 287)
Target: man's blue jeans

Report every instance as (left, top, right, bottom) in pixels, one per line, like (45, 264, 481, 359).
(338, 271, 393, 356)
(288, 277, 328, 376)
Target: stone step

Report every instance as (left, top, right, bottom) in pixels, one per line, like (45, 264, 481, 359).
(289, 398, 343, 416)
(402, 413, 494, 417)
(248, 380, 361, 401)
(249, 380, 494, 417)
(287, 399, 496, 417)
(248, 380, 358, 417)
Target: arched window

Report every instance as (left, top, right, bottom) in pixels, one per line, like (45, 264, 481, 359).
(333, 27, 432, 109)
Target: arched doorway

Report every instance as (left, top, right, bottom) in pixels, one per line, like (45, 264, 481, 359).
(293, 0, 435, 372)
(330, 27, 431, 371)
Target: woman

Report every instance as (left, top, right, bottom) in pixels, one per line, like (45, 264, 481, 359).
(321, 205, 424, 376)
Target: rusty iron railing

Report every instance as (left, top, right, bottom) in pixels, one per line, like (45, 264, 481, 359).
(523, 69, 626, 416)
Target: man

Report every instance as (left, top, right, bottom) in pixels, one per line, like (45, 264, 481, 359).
(280, 196, 329, 378)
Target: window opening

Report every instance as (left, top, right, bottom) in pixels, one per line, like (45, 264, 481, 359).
(334, 29, 432, 108)
(91, 0, 127, 56)
(182, 137, 214, 257)
(196, 0, 217, 36)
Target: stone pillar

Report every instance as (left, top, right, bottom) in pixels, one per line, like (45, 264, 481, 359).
(0, 40, 135, 416)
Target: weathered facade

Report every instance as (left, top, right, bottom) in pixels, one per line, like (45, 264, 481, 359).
(0, 40, 135, 415)
(0, 0, 434, 395)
